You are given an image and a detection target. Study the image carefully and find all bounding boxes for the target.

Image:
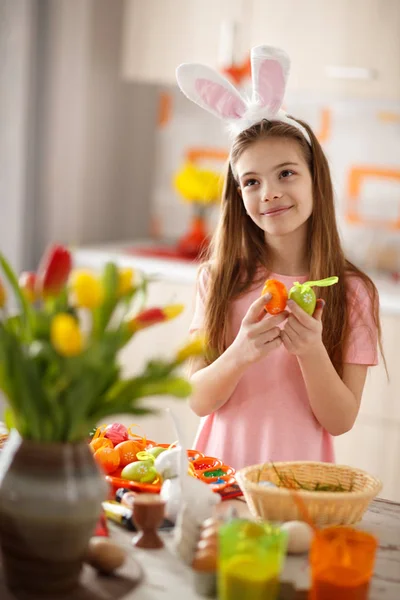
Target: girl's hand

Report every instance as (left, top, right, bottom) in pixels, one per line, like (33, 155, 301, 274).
(281, 298, 325, 357)
(230, 293, 288, 366)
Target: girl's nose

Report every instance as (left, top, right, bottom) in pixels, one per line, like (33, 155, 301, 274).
(261, 188, 283, 202)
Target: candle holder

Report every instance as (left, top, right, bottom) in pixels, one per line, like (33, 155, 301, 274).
(131, 494, 165, 549)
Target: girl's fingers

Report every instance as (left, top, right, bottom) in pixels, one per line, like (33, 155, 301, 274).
(264, 336, 283, 353)
(244, 293, 272, 324)
(258, 327, 281, 346)
(280, 329, 294, 351)
(253, 310, 289, 334)
(287, 299, 314, 328)
(285, 315, 303, 336)
(281, 326, 294, 343)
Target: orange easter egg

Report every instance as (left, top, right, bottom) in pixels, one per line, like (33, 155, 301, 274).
(90, 437, 114, 453)
(94, 446, 120, 474)
(262, 279, 288, 315)
(115, 440, 145, 467)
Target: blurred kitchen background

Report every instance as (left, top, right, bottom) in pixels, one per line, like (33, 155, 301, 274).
(1, 0, 400, 499)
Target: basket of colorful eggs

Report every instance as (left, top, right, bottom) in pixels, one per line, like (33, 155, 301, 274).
(90, 423, 236, 495)
(236, 461, 382, 527)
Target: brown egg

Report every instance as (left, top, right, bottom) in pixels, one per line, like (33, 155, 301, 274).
(192, 548, 217, 572)
(196, 538, 218, 552)
(200, 523, 220, 541)
(84, 537, 126, 574)
(201, 517, 221, 531)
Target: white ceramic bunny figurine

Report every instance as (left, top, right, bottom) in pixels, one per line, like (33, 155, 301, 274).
(155, 446, 184, 522)
(159, 410, 221, 564)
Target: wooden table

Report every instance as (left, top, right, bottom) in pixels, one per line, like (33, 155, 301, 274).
(2, 497, 400, 599)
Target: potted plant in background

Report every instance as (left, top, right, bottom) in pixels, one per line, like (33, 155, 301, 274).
(0, 244, 202, 596)
(174, 152, 224, 259)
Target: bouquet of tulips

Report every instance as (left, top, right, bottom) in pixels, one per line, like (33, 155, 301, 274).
(174, 162, 223, 208)
(0, 245, 203, 443)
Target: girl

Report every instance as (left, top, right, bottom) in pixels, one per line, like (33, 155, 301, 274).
(176, 46, 382, 470)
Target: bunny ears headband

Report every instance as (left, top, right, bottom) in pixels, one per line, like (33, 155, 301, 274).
(176, 45, 311, 145)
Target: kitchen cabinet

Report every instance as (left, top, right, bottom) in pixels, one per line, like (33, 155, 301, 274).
(122, 0, 400, 99)
(247, 0, 400, 98)
(121, 0, 247, 84)
(335, 314, 400, 502)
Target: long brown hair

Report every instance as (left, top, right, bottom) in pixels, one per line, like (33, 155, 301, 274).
(201, 119, 383, 375)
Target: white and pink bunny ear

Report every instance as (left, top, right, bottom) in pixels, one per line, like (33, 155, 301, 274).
(176, 46, 311, 145)
(250, 46, 290, 116)
(176, 63, 247, 122)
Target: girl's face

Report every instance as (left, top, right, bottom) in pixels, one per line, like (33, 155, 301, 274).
(235, 137, 313, 239)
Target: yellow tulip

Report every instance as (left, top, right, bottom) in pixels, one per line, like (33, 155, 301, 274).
(163, 304, 185, 320)
(70, 270, 103, 309)
(51, 313, 83, 357)
(174, 163, 223, 205)
(118, 268, 134, 296)
(175, 335, 206, 364)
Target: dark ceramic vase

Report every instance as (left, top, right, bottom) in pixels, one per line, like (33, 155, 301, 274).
(0, 430, 108, 596)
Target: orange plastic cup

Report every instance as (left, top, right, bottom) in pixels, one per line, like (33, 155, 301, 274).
(309, 526, 378, 600)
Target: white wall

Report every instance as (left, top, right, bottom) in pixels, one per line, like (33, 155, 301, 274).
(35, 0, 158, 259)
(1, 0, 159, 271)
(0, 0, 37, 272)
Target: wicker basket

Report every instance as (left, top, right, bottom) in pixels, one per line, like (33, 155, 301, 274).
(236, 461, 382, 527)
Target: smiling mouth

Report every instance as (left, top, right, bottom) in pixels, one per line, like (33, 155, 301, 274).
(260, 206, 293, 216)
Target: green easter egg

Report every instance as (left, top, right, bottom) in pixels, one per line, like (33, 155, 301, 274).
(289, 284, 316, 315)
(147, 446, 167, 458)
(121, 460, 157, 483)
(140, 466, 158, 483)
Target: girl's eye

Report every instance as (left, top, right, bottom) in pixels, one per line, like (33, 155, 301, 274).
(244, 178, 258, 187)
(280, 170, 294, 179)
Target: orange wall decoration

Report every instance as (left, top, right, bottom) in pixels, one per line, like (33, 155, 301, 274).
(157, 92, 173, 128)
(221, 56, 251, 86)
(185, 147, 229, 165)
(346, 167, 400, 230)
(315, 108, 332, 144)
(377, 111, 400, 123)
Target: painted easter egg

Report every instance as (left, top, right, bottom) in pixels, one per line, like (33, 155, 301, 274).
(261, 279, 288, 315)
(90, 436, 114, 453)
(288, 283, 316, 315)
(104, 423, 129, 446)
(289, 277, 338, 315)
(121, 460, 158, 483)
(94, 446, 120, 475)
(115, 440, 144, 467)
(147, 446, 167, 459)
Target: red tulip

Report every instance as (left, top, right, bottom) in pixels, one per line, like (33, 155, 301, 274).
(0, 277, 6, 308)
(127, 304, 184, 333)
(36, 245, 72, 297)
